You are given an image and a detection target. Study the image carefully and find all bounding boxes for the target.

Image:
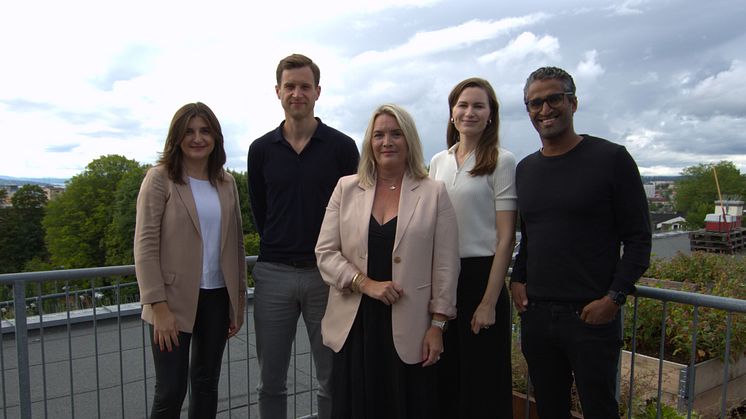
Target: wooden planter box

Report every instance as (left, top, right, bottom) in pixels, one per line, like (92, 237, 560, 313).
(512, 391, 583, 419)
(621, 350, 746, 417)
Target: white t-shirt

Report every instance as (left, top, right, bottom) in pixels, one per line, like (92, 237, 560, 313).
(189, 177, 225, 289)
(429, 144, 517, 258)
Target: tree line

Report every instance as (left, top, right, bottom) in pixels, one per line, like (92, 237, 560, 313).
(0, 155, 261, 302)
(1, 155, 745, 288)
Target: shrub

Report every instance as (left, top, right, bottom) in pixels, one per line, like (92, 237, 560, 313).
(625, 252, 746, 364)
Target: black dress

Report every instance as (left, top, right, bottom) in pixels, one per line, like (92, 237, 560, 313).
(331, 216, 439, 419)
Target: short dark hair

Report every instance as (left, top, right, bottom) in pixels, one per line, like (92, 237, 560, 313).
(158, 102, 226, 186)
(276, 54, 320, 86)
(523, 67, 576, 100)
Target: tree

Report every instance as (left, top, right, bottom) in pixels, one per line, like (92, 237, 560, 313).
(44, 155, 142, 269)
(0, 185, 48, 273)
(105, 165, 148, 266)
(674, 161, 746, 228)
(11, 184, 47, 209)
(228, 170, 256, 235)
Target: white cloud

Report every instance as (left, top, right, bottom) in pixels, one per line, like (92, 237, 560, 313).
(478, 32, 560, 65)
(1, 0, 745, 179)
(353, 14, 548, 65)
(682, 60, 746, 117)
(576, 50, 605, 80)
(608, 0, 651, 16)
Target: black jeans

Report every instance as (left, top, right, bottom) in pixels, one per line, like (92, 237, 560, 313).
(149, 288, 230, 419)
(519, 301, 622, 419)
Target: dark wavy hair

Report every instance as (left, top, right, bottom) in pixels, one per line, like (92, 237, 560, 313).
(447, 77, 500, 177)
(158, 102, 226, 186)
(523, 66, 576, 101)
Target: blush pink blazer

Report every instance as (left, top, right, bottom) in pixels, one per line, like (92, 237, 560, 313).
(315, 173, 459, 364)
(134, 165, 247, 333)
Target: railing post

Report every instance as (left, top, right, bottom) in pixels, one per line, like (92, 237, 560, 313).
(13, 280, 31, 419)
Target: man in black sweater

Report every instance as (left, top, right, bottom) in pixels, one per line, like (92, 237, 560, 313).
(511, 67, 651, 419)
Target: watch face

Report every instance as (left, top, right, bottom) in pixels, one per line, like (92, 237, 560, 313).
(609, 291, 626, 305)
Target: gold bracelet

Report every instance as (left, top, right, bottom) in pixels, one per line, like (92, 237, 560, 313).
(351, 272, 363, 292)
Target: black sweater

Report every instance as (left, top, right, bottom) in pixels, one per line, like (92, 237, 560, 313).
(511, 135, 651, 303)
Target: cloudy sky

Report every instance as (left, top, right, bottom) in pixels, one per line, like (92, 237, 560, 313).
(2, 0, 745, 180)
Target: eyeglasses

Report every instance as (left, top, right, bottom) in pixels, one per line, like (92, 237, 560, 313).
(524, 92, 574, 112)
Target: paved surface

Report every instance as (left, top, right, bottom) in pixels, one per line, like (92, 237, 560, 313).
(1, 301, 320, 419)
(650, 231, 692, 259)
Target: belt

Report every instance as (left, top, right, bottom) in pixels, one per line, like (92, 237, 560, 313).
(276, 259, 317, 269)
(528, 301, 587, 313)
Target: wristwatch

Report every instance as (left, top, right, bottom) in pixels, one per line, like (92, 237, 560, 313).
(607, 290, 627, 306)
(431, 319, 448, 331)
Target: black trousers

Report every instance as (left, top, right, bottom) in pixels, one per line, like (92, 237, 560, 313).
(520, 301, 622, 419)
(438, 256, 513, 419)
(149, 287, 230, 419)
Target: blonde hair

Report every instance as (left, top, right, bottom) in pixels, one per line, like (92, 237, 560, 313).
(358, 104, 428, 187)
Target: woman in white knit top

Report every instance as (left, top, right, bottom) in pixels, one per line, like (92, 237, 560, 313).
(429, 78, 517, 418)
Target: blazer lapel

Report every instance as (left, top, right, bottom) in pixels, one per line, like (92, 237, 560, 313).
(174, 179, 202, 239)
(356, 180, 374, 260)
(393, 174, 420, 252)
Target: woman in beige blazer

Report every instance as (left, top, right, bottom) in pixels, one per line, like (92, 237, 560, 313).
(315, 104, 459, 419)
(134, 102, 246, 419)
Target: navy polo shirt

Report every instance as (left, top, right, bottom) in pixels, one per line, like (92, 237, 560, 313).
(247, 118, 359, 263)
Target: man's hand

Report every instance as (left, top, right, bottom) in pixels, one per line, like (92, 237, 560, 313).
(510, 282, 529, 313)
(580, 296, 619, 324)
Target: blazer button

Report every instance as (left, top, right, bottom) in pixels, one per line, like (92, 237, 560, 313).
(393, 256, 401, 263)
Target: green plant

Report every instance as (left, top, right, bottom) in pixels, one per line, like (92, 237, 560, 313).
(625, 253, 746, 364)
(637, 398, 702, 418)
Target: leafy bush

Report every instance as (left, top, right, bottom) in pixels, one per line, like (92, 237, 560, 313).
(625, 252, 746, 364)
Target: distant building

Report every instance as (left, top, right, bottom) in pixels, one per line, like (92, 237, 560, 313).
(650, 213, 686, 232)
(43, 186, 65, 201)
(0, 185, 19, 208)
(658, 216, 686, 231)
(643, 183, 656, 198)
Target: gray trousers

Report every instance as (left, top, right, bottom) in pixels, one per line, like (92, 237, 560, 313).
(252, 262, 333, 419)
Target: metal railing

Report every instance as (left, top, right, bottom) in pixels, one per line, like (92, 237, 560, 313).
(2, 262, 746, 418)
(514, 285, 746, 419)
(623, 286, 746, 419)
(0, 257, 321, 419)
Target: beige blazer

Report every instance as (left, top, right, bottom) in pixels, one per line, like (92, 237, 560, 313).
(315, 173, 459, 364)
(134, 165, 247, 333)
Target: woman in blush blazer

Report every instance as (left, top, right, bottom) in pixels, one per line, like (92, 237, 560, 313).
(315, 104, 460, 419)
(134, 102, 246, 419)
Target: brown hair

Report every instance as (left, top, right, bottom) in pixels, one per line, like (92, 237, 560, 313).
(447, 77, 500, 176)
(276, 54, 321, 86)
(158, 102, 226, 186)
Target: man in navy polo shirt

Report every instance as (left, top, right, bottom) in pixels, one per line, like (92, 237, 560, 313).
(248, 54, 359, 419)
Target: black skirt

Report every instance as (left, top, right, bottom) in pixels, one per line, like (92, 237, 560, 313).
(331, 216, 439, 419)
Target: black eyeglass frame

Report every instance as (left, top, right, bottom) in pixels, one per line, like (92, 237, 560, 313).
(524, 92, 575, 112)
